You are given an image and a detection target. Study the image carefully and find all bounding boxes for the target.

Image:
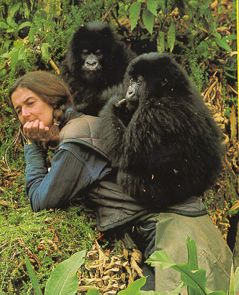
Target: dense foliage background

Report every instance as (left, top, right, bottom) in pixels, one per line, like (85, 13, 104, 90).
(0, 0, 237, 294)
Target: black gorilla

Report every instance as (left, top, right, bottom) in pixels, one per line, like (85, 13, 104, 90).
(99, 53, 224, 208)
(61, 22, 136, 115)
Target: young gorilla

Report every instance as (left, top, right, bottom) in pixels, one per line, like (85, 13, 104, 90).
(61, 21, 136, 115)
(99, 52, 224, 208)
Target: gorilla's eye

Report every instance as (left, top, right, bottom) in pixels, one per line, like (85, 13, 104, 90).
(137, 76, 143, 85)
(95, 49, 101, 55)
(82, 49, 89, 54)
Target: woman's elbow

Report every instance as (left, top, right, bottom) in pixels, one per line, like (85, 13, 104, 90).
(29, 192, 50, 212)
(30, 197, 43, 212)
(30, 195, 62, 212)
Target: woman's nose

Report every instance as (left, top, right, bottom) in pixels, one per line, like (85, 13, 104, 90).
(21, 106, 31, 118)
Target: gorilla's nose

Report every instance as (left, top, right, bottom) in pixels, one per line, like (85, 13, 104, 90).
(126, 88, 135, 99)
(87, 60, 97, 67)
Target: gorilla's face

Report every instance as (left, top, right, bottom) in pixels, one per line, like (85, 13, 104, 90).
(127, 54, 168, 98)
(124, 75, 145, 111)
(80, 48, 103, 80)
(126, 52, 188, 100)
(70, 24, 114, 82)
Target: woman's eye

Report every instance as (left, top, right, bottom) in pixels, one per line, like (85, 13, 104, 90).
(16, 108, 21, 115)
(26, 100, 34, 106)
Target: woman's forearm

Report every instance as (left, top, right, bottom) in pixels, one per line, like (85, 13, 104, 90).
(23, 142, 101, 212)
(24, 143, 49, 211)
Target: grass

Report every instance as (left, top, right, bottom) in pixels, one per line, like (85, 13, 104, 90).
(0, 157, 96, 294)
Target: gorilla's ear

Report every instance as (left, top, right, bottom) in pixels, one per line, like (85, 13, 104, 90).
(159, 55, 190, 90)
(62, 45, 76, 72)
(101, 26, 114, 42)
(72, 26, 88, 44)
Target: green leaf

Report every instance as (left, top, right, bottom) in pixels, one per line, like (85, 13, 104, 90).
(17, 46, 26, 61)
(1, 52, 9, 58)
(157, 31, 165, 53)
(45, 250, 86, 295)
(86, 289, 100, 295)
(235, 267, 239, 293)
(168, 282, 185, 295)
(25, 256, 43, 295)
(188, 0, 199, 9)
(158, 0, 166, 11)
(196, 41, 209, 58)
(41, 43, 51, 62)
(142, 9, 155, 34)
(167, 22, 176, 52)
(118, 277, 147, 295)
(140, 282, 184, 294)
(140, 291, 162, 295)
(6, 17, 17, 30)
(146, 250, 176, 269)
(6, 3, 20, 29)
(174, 264, 207, 295)
(215, 37, 231, 52)
(187, 238, 198, 270)
(8, 3, 21, 18)
(5, 40, 26, 68)
(18, 21, 32, 31)
(207, 291, 227, 295)
(186, 238, 199, 295)
(227, 34, 237, 41)
(0, 21, 9, 30)
(129, 2, 141, 31)
(147, 0, 158, 16)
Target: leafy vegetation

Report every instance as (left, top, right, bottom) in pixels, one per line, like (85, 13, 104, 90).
(25, 250, 86, 295)
(25, 239, 239, 294)
(127, 0, 236, 91)
(0, 198, 96, 293)
(0, 0, 237, 294)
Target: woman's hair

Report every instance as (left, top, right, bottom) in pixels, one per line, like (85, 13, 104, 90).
(9, 71, 73, 125)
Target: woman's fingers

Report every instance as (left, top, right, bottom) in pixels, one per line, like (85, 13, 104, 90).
(23, 120, 50, 142)
(23, 120, 38, 139)
(38, 121, 50, 141)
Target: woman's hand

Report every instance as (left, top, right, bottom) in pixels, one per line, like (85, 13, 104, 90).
(23, 120, 51, 142)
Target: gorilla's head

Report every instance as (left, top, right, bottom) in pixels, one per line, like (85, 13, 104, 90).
(125, 53, 191, 99)
(67, 22, 116, 82)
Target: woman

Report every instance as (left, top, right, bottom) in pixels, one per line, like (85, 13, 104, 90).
(10, 71, 107, 211)
(10, 71, 232, 293)
(10, 70, 147, 229)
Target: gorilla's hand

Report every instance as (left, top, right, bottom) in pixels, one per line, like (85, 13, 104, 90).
(113, 97, 137, 127)
(112, 76, 143, 126)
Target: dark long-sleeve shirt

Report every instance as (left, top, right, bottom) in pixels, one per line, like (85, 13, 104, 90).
(24, 141, 111, 212)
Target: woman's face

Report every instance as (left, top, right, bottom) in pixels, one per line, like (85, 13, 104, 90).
(11, 87, 54, 127)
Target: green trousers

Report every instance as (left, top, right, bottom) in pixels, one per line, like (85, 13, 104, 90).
(132, 212, 232, 293)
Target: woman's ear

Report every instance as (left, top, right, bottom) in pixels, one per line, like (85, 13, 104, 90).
(53, 108, 64, 126)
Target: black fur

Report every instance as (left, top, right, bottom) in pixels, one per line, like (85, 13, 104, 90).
(99, 53, 224, 208)
(61, 22, 136, 115)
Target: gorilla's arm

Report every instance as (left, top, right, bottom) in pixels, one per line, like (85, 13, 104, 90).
(99, 78, 149, 167)
(99, 84, 128, 167)
(100, 88, 179, 207)
(115, 97, 177, 205)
